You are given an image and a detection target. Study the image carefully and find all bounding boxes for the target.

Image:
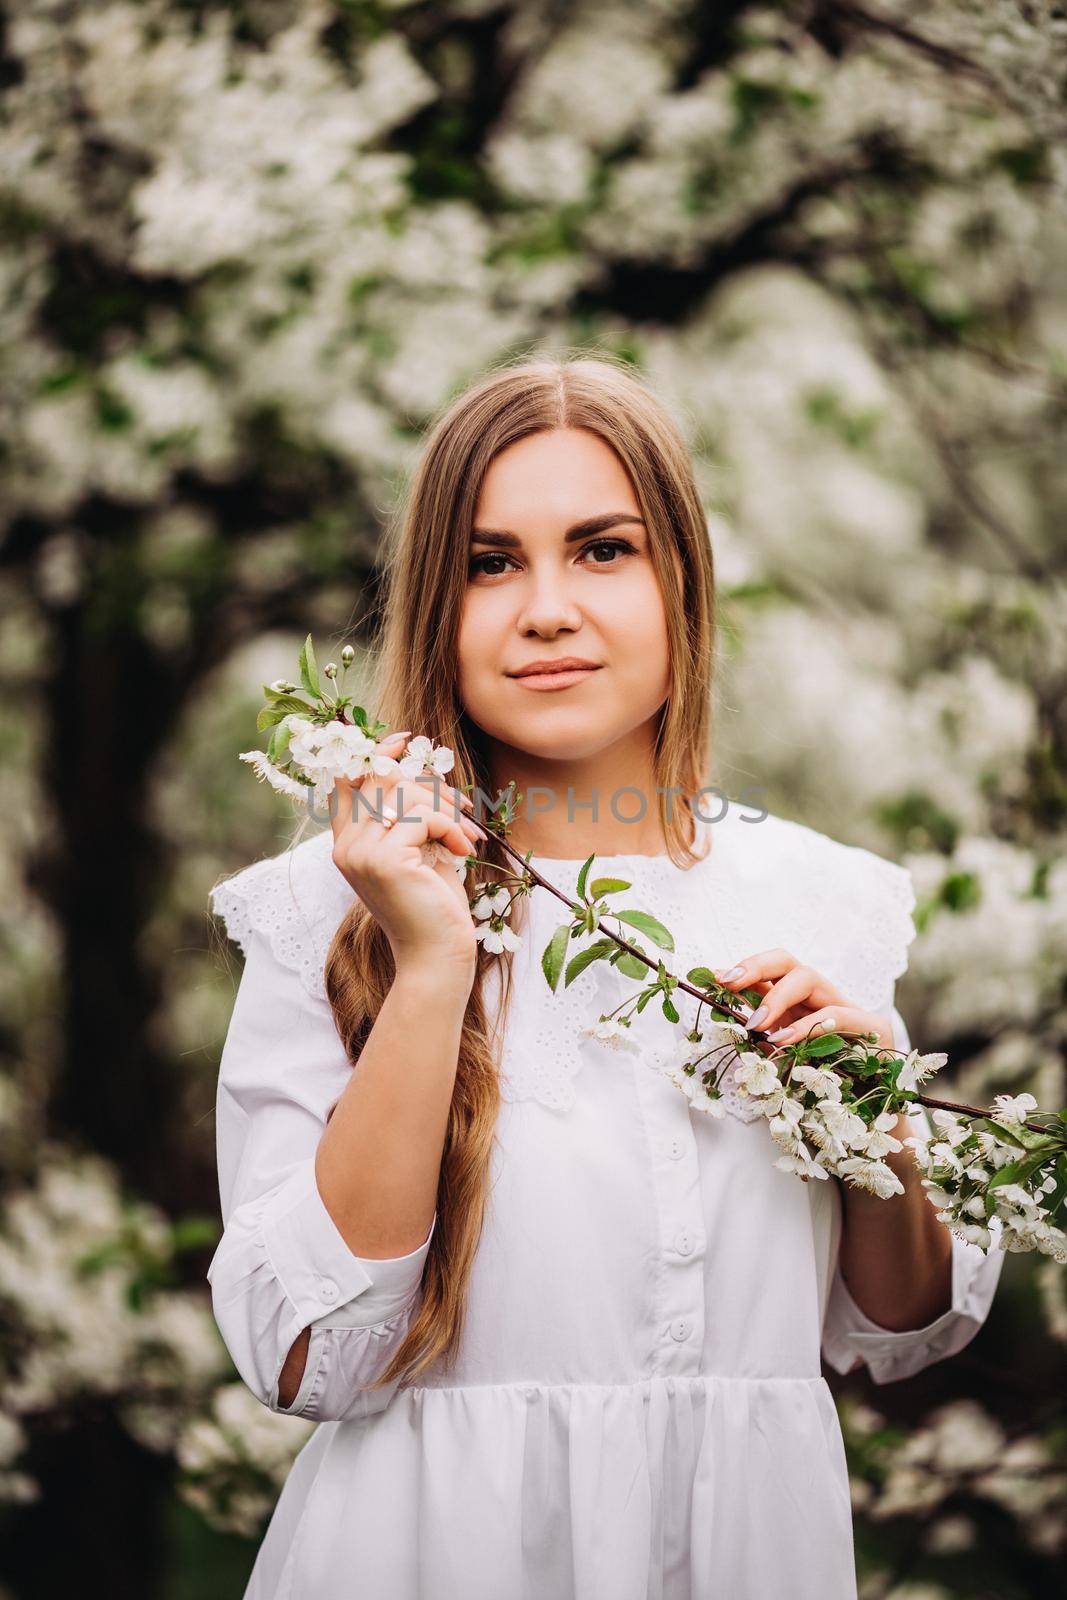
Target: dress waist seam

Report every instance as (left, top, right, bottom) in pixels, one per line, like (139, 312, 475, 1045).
(396, 1372, 829, 1396)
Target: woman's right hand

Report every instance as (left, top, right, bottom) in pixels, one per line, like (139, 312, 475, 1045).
(329, 731, 488, 975)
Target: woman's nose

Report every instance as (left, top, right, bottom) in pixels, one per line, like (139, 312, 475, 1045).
(514, 568, 583, 632)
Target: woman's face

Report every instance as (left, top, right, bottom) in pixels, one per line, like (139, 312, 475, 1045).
(457, 427, 673, 774)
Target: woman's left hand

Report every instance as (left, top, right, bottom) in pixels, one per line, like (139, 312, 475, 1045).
(712, 949, 895, 1051)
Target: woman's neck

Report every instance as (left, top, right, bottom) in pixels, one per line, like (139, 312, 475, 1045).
(482, 733, 687, 860)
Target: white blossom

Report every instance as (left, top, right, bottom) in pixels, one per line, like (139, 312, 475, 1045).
(397, 735, 455, 780)
(581, 1016, 641, 1055)
(898, 1050, 949, 1093)
(238, 748, 312, 800)
(474, 918, 522, 956)
(472, 887, 510, 920)
(991, 1092, 1039, 1125)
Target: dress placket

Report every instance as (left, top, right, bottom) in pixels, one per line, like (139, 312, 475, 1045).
(588, 940, 710, 1375)
(632, 1054, 707, 1373)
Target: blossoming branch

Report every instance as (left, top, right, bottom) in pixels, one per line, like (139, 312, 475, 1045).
(240, 638, 1067, 1265)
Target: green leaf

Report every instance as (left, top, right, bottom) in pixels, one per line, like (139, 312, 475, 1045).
(1014, 1145, 1057, 1172)
(941, 870, 982, 913)
(575, 855, 594, 900)
(257, 694, 311, 729)
(615, 910, 674, 951)
(268, 718, 297, 765)
(74, 1242, 124, 1277)
(979, 1120, 1055, 1158)
(127, 1279, 152, 1312)
(590, 877, 631, 897)
(976, 1117, 1029, 1148)
(999, 1125, 1055, 1152)
(257, 704, 289, 732)
(542, 925, 571, 992)
(687, 967, 718, 990)
(662, 995, 680, 1024)
(801, 1033, 845, 1058)
(636, 989, 654, 1013)
(985, 1150, 1053, 1217)
(616, 953, 648, 980)
(1037, 1157, 1067, 1222)
(170, 1216, 221, 1251)
(299, 633, 321, 699)
(564, 939, 616, 986)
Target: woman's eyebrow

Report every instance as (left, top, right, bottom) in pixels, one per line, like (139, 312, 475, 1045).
(470, 512, 646, 550)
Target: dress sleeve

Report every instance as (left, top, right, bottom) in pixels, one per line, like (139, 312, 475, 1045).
(207, 855, 437, 1423)
(821, 1000, 1006, 1385)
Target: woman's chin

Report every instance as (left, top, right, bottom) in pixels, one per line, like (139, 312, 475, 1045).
(496, 722, 633, 763)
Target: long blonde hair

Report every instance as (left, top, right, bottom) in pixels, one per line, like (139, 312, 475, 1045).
(311, 352, 716, 1388)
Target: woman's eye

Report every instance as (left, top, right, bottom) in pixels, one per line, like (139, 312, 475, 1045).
(467, 538, 637, 579)
(468, 552, 513, 577)
(581, 538, 636, 565)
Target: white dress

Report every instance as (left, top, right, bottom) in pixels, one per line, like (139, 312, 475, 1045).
(207, 804, 1004, 1600)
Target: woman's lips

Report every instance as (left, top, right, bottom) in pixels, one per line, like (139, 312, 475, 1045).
(511, 666, 602, 692)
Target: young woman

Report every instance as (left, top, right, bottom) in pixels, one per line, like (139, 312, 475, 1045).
(208, 355, 1004, 1599)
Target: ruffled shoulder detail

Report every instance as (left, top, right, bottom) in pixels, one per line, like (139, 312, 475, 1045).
(209, 827, 355, 1003)
(804, 830, 918, 1016)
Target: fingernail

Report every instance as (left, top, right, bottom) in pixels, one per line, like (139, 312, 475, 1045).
(748, 1005, 768, 1028)
(767, 1026, 790, 1042)
(718, 966, 744, 983)
(819, 1016, 837, 1033)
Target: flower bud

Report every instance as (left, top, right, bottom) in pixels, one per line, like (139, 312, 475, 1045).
(341, 645, 355, 665)
(325, 662, 338, 679)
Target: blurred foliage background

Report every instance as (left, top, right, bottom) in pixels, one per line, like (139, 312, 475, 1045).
(1, 0, 1066, 1595)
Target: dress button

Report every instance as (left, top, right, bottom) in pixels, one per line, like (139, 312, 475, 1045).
(674, 1229, 695, 1257)
(666, 1137, 685, 1161)
(670, 1317, 691, 1342)
(318, 1277, 340, 1304)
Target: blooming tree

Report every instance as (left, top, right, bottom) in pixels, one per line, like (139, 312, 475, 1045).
(1, 0, 1065, 1590)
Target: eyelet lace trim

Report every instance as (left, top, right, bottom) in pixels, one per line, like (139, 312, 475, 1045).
(809, 843, 918, 1016)
(209, 828, 354, 1004)
(209, 815, 917, 1120)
